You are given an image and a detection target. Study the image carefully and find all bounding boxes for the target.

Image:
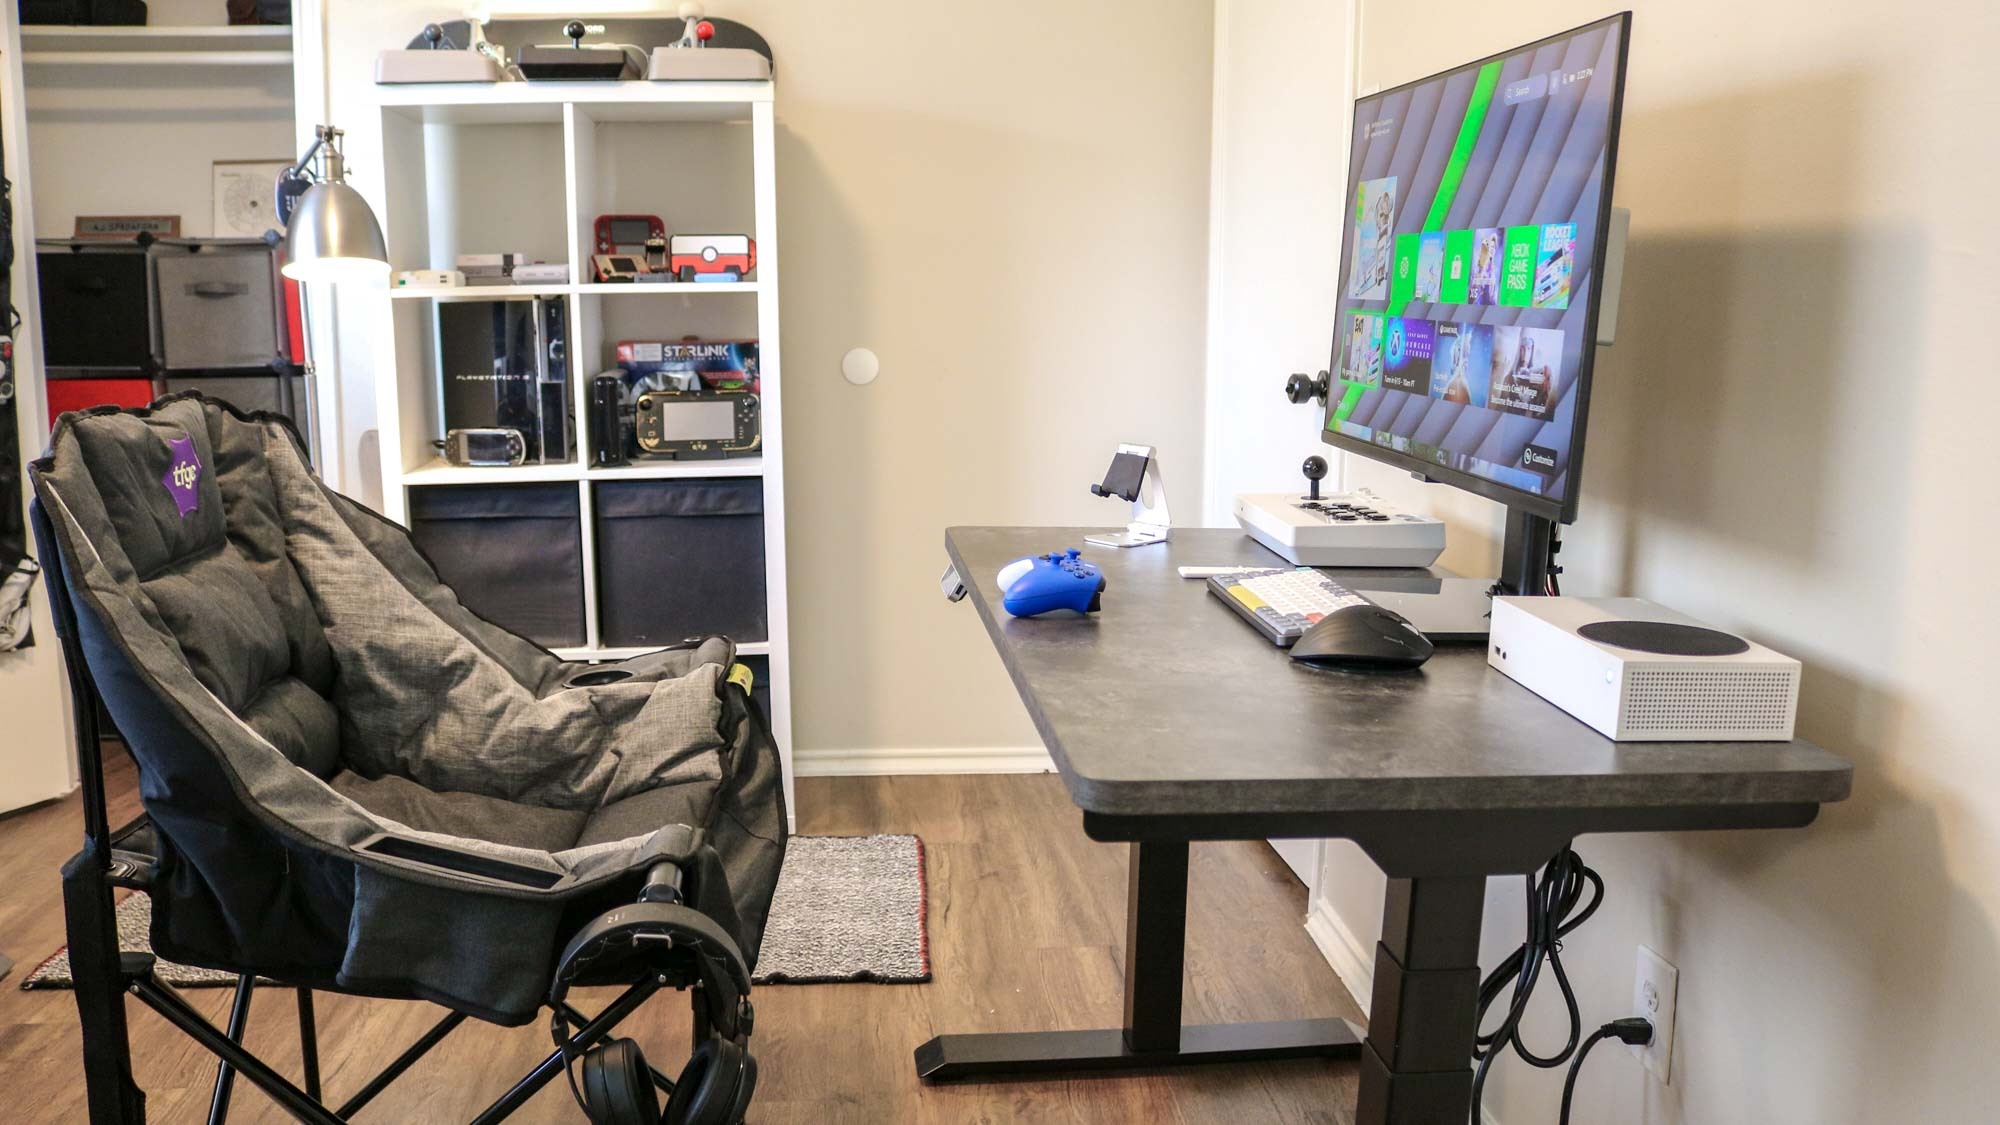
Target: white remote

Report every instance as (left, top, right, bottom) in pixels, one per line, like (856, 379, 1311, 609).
(1178, 566, 1259, 579)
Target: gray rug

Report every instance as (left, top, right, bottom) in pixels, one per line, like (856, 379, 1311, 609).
(23, 834, 930, 990)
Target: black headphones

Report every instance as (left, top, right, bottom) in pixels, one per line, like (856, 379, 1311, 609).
(551, 886, 758, 1125)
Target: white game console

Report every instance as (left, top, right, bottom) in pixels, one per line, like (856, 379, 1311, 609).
(1487, 597, 1800, 742)
(1232, 491, 1446, 568)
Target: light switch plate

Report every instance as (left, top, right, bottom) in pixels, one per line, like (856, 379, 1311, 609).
(1632, 945, 1679, 1084)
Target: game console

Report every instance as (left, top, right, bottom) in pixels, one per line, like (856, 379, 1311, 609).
(395, 269, 463, 289)
(1487, 597, 1801, 742)
(1233, 490, 1446, 568)
(997, 550, 1104, 617)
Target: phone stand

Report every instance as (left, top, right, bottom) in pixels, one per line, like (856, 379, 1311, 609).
(1086, 444, 1171, 548)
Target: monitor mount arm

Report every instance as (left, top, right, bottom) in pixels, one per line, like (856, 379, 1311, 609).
(1086, 444, 1171, 548)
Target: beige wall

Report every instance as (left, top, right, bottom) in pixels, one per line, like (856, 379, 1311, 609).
(320, 2, 1215, 759)
(1329, 2, 2000, 1120)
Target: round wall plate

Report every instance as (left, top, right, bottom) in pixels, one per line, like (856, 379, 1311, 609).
(841, 347, 879, 385)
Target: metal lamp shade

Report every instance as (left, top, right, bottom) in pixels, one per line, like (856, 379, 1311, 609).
(281, 181, 389, 285)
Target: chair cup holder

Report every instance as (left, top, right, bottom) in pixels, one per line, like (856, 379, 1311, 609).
(565, 668, 635, 688)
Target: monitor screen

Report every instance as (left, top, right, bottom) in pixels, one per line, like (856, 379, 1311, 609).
(1322, 13, 1629, 521)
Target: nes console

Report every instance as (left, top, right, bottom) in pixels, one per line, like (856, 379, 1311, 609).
(1232, 491, 1445, 568)
(1487, 597, 1800, 742)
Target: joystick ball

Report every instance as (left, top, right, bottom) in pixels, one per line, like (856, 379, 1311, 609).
(1302, 455, 1328, 501)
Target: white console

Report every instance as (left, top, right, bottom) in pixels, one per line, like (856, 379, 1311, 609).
(1232, 490, 1446, 568)
(1487, 597, 1801, 742)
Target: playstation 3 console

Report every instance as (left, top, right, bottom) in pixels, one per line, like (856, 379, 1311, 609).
(1232, 490, 1446, 568)
(1487, 597, 1801, 742)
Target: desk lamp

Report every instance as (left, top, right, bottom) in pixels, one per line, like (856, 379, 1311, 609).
(278, 126, 388, 285)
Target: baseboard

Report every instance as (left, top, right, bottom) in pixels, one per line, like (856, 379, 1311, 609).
(793, 745, 1056, 777)
(1304, 893, 1376, 1018)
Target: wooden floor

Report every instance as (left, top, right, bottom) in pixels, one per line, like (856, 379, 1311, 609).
(0, 758, 1364, 1123)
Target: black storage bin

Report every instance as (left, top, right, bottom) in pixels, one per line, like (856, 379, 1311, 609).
(409, 483, 584, 647)
(36, 241, 152, 370)
(594, 478, 767, 648)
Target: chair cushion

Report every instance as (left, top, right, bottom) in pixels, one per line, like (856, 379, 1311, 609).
(329, 772, 588, 853)
(574, 779, 721, 850)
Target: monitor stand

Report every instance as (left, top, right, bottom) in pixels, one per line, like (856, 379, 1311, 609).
(1497, 508, 1558, 598)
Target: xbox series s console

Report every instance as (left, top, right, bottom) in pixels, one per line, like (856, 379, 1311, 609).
(1487, 597, 1801, 742)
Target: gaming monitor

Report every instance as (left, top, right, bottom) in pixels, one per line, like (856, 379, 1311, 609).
(1322, 12, 1630, 522)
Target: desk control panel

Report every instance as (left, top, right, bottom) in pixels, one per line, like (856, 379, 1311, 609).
(1233, 491, 1446, 568)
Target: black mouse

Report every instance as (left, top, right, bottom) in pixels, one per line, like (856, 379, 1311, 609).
(1290, 603, 1433, 669)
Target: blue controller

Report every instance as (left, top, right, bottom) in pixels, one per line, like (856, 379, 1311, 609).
(997, 549, 1105, 617)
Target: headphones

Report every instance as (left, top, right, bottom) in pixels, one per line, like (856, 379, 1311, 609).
(551, 894, 758, 1125)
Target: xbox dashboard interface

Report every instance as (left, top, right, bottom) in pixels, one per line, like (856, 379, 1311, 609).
(1327, 15, 1625, 508)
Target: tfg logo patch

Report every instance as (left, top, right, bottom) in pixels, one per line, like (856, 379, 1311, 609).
(162, 434, 202, 518)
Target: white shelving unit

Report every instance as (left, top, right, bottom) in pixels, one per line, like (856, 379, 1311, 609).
(365, 80, 793, 813)
(20, 24, 293, 67)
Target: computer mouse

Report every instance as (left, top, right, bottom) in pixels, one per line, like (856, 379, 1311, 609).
(1289, 603, 1433, 669)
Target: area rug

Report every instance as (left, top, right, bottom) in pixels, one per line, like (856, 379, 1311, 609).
(23, 833, 929, 989)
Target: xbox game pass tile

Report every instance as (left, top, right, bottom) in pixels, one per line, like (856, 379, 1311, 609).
(1489, 326, 1562, 418)
(1383, 318, 1434, 394)
(1414, 232, 1446, 303)
(1391, 232, 1419, 309)
(1349, 177, 1397, 300)
(1534, 222, 1577, 309)
(1440, 230, 1475, 304)
(1430, 322, 1491, 407)
(1470, 228, 1503, 305)
(1500, 225, 1540, 306)
(1342, 312, 1385, 387)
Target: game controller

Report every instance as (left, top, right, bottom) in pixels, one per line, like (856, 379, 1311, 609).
(997, 549, 1105, 617)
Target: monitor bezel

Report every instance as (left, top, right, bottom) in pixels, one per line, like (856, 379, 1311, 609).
(1319, 11, 1632, 525)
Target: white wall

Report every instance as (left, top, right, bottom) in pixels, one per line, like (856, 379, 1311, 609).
(1201, 0, 1356, 524)
(318, 2, 1216, 764)
(1258, 1, 2000, 1121)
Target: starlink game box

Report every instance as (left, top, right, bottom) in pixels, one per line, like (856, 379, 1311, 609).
(613, 339, 760, 403)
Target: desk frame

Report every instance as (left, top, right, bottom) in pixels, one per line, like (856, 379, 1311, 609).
(918, 802, 1818, 1124)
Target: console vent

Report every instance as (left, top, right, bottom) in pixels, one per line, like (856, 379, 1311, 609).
(1621, 668, 1796, 735)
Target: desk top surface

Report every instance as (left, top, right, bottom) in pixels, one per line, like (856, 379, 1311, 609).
(946, 527, 1854, 820)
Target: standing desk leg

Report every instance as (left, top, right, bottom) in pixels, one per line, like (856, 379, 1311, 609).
(915, 840, 1362, 1081)
(1355, 875, 1488, 1125)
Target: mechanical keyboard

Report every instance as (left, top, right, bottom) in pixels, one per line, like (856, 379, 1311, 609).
(1207, 568, 1371, 646)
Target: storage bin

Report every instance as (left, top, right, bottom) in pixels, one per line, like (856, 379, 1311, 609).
(46, 377, 156, 426)
(149, 240, 286, 371)
(166, 373, 307, 425)
(593, 478, 766, 648)
(36, 241, 151, 370)
(409, 483, 584, 647)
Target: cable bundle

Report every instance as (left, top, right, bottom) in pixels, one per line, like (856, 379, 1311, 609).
(1469, 847, 1604, 1122)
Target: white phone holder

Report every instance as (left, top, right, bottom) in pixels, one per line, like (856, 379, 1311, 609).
(1086, 443, 1171, 549)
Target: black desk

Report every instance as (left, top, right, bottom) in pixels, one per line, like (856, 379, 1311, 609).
(916, 528, 1852, 1124)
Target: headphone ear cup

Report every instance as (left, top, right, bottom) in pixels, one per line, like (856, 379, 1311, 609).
(664, 1038, 746, 1125)
(582, 1038, 661, 1125)
(725, 1050, 757, 1124)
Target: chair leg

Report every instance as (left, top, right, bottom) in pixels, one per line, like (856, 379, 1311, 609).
(61, 854, 145, 1125)
(296, 989, 322, 1103)
(206, 975, 256, 1125)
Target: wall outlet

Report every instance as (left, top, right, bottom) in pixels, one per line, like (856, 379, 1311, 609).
(1632, 945, 1679, 1083)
